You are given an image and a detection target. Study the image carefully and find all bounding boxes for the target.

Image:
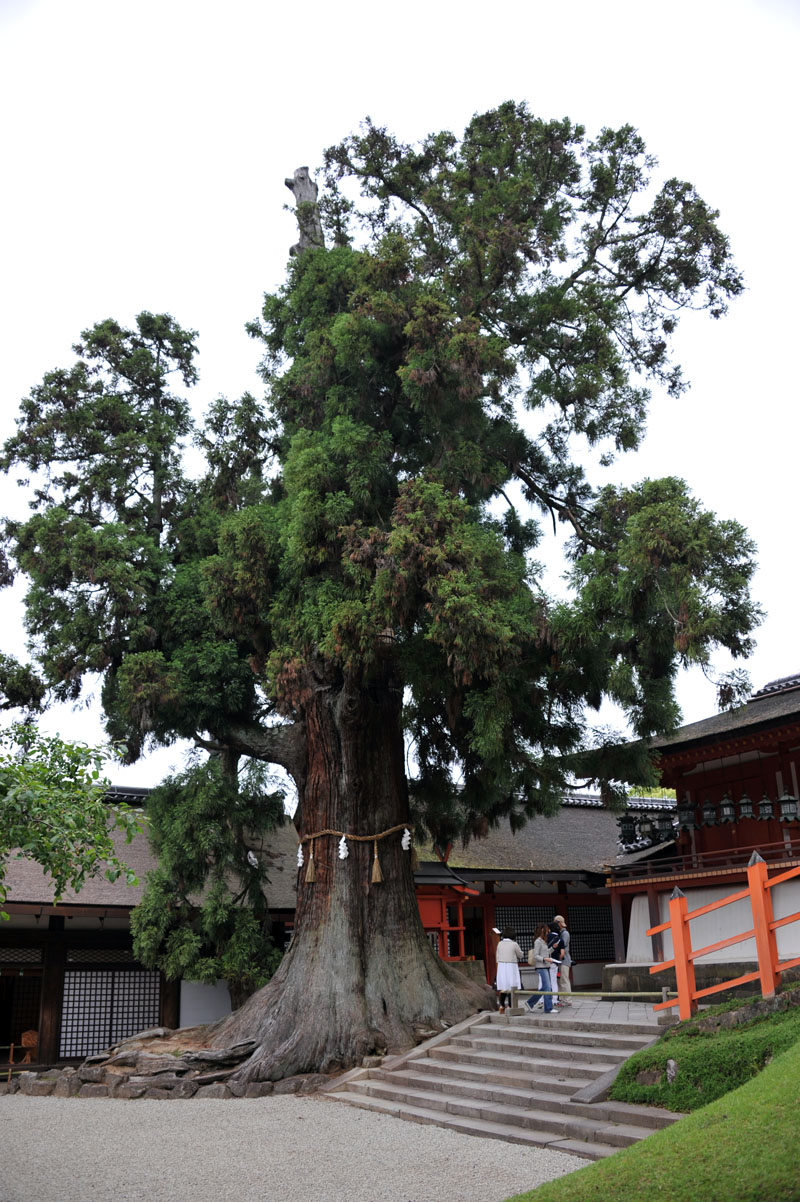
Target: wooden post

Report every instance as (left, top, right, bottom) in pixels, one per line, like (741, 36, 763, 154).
(747, 851, 780, 998)
(160, 974, 180, 1030)
(668, 887, 697, 1020)
(38, 928, 66, 1064)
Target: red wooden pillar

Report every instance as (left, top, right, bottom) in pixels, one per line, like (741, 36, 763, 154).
(747, 852, 780, 998)
(668, 888, 697, 1021)
(455, 898, 465, 959)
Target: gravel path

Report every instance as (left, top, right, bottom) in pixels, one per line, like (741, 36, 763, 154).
(0, 1094, 584, 1202)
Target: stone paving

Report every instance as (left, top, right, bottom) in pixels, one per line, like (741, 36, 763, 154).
(548, 996, 664, 1025)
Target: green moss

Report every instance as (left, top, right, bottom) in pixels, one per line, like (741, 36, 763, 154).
(610, 998, 800, 1111)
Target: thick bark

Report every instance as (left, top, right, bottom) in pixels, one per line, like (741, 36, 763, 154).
(209, 660, 492, 1082)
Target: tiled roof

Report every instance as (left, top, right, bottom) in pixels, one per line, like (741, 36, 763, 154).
(3, 814, 300, 914)
(652, 673, 800, 755)
(752, 673, 800, 699)
(4, 825, 157, 908)
(418, 806, 622, 875)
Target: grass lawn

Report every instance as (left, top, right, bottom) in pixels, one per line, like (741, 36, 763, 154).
(503, 1031, 800, 1202)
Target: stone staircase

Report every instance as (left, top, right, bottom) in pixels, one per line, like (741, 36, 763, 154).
(326, 1009, 682, 1160)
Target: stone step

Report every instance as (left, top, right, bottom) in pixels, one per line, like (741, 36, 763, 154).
(483, 1023, 655, 1052)
(487, 1014, 660, 1037)
(378, 1067, 680, 1131)
(345, 1076, 653, 1148)
(456, 1034, 631, 1065)
(383, 1067, 579, 1110)
(431, 1044, 610, 1080)
(326, 1090, 618, 1160)
(407, 1056, 595, 1095)
(567, 1097, 683, 1130)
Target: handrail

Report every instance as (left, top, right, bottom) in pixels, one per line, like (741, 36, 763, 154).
(509, 988, 677, 1004)
(648, 853, 800, 1019)
(611, 837, 800, 882)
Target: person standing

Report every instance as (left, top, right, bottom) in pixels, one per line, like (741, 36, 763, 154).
(524, 924, 556, 1013)
(554, 914, 572, 1005)
(495, 927, 524, 1013)
(546, 919, 565, 1007)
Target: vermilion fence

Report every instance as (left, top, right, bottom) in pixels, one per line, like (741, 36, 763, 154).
(648, 851, 800, 1020)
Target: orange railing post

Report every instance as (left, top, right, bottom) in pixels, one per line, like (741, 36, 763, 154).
(747, 851, 780, 998)
(668, 887, 698, 1020)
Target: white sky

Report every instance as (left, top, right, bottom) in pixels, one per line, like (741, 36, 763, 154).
(0, 0, 798, 785)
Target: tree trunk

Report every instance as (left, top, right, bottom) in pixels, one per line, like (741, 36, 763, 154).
(210, 659, 492, 1082)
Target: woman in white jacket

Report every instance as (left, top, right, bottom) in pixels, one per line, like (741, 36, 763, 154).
(494, 927, 524, 1013)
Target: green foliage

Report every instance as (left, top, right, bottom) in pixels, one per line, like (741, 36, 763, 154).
(0, 723, 140, 916)
(130, 758, 284, 1000)
(0, 653, 45, 712)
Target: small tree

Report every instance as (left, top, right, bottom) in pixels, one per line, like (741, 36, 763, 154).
(130, 757, 285, 1009)
(0, 724, 140, 916)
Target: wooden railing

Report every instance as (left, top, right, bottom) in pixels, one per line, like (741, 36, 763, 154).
(648, 851, 800, 1019)
(612, 836, 800, 882)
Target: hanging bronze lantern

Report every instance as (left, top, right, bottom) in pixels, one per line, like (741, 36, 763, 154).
(677, 796, 696, 830)
(719, 793, 736, 823)
(757, 793, 774, 821)
(702, 798, 717, 826)
(737, 792, 755, 821)
(778, 792, 799, 823)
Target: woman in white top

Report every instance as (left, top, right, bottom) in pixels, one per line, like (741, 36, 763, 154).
(494, 927, 524, 1013)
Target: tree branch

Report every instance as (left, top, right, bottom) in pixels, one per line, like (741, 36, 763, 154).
(197, 722, 307, 789)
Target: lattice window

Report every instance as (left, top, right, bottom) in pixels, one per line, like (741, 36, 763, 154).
(568, 906, 615, 962)
(427, 930, 440, 956)
(109, 971, 160, 1045)
(494, 906, 554, 955)
(66, 948, 135, 964)
(59, 970, 161, 1058)
(0, 948, 42, 964)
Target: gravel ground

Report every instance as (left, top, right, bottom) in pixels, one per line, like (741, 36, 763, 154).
(0, 1094, 584, 1202)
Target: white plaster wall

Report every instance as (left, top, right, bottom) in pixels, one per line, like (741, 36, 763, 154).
(179, 979, 233, 1026)
(626, 880, 800, 963)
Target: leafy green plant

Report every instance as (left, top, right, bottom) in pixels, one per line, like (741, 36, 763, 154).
(130, 756, 284, 1006)
(0, 723, 140, 916)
